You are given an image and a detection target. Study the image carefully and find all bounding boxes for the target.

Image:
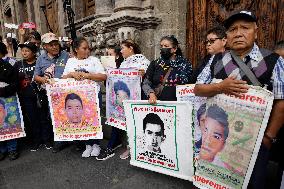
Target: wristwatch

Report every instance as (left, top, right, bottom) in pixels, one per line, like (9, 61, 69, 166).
(264, 133, 278, 143)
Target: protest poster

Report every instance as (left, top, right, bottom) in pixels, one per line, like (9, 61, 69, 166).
(176, 84, 206, 158)
(193, 86, 274, 189)
(0, 94, 25, 141)
(105, 68, 141, 130)
(46, 79, 102, 141)
(124, 100, 194, 180)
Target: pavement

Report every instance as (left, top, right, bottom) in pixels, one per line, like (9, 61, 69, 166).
(0, 141, 194, 189)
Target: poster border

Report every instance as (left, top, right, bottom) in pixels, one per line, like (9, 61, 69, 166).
(130, 103, 179, 172)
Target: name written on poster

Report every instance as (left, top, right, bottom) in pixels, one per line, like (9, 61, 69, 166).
(0, 133, 22, 140)
(197, 162, 241, 186)
(108, 117, 126, 127)
(194, 175, 229, 189)
(57, 132, 98, 140)
(109, 70, 140, 76)
(50, 80, 93, 88)
(137, 151, 176, 169)
(133, 106, 174, 114)
(178, 87, 195, 96)
(225, 93, 266, 105)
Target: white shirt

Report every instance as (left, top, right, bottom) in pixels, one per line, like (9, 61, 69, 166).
(120, 54, 150, 70)
(62, 56, 106, 76)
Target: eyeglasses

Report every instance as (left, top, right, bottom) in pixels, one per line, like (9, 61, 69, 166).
(204, 38, 222, 45)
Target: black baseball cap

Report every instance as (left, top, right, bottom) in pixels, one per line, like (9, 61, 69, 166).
(224, 10, 257, 29)
(19, 42, 38, 53)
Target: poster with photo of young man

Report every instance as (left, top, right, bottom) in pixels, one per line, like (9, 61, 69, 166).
(124, 100, 194, 181)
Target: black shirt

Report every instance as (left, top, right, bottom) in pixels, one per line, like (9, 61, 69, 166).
(14, 60, 36, 97)
(0, 59, 18, 97)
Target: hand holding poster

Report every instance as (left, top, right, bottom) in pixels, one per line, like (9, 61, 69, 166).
(106, 68, 141, 130)
(46, 79, 102, 141)
(192, 86, 274, 189)
(124, 100, 194, 180)
(0, 95, 25, 141)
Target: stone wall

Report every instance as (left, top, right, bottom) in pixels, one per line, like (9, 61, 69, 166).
(0, 0, 189, 62)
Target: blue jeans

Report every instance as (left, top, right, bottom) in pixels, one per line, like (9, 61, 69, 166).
(0, 139, 17, 153)
(107, 127, 120, 149)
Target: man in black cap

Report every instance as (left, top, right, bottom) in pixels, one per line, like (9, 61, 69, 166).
(194, 10, 284, 189)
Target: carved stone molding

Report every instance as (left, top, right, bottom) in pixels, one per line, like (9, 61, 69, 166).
(78, 11, 161, 56)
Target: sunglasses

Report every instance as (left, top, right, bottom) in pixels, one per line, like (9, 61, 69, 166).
(204, 38, 222, 45)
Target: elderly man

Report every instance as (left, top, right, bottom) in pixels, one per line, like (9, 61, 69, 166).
(34, 32, 69, 153)
(194, 10, 284, 189)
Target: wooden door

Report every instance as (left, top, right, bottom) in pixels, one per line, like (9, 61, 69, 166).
(45, 0, 59, 35)
(84, 0, 96, 17)
(186, 0, 284, 67)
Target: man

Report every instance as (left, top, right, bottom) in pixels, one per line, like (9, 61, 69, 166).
(143, 113, 166, 153)
(275, 40, 284, 58)
(34, 32, 69, 153)
(192, 26, 227, 82)
(199, 105, 229, 168)
(194, 10, 284, 189)
(0, 44, 19, 161)
(64, 93, 84, 126)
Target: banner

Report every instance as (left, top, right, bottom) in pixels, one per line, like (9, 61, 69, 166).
(192, 86, 274, 189)
(46, 79, 102, 141)
(105, 68, 141, 130)
(19, 22, 36, 29)
(177, 84, 206, 158)
(124, 100, 194, 180)
(4, 23, 18, 29)
(0, 95, 25, 141)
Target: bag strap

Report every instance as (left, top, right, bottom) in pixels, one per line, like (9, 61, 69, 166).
(161, 67, 173, 85)
(230, 51, 262, 86)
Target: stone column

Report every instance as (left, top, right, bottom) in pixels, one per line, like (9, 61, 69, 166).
(33, 0, 48, 34)
(57, 0, 66, 37)
(114, 0, 141, 9)
(95, 0, 113, 15)
(26, 0, 35, 22)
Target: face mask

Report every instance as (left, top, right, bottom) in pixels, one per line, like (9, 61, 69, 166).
(160, 48, 173, 60)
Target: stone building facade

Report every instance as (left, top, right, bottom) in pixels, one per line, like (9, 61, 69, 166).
(0, 0, 188, 63)
(1, 0, 284, 65)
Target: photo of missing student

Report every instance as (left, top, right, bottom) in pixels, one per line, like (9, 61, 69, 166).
(0, 96, 25, 141)
(131, 105, 178, 171)
(46, 80, 102, 141)
(106, 68, 141, 130)
(195, 87, 274, 189)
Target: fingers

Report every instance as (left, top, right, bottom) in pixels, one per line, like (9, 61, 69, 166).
(149, 98, 157, 104)
(232, 79, 247, 85)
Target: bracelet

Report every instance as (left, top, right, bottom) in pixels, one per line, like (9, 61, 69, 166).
(264, 133, 277, 143)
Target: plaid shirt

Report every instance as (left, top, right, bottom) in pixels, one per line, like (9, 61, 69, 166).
(196, 44, 284, 99)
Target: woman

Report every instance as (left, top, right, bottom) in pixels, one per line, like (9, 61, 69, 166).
(0, 42, 19, 161)
(97, 39, 150, 161)
(14, 42, 52, 151)
(142, 35, 193, 103)
(106, 45, 124, 68)
(62, 37, 107, 158)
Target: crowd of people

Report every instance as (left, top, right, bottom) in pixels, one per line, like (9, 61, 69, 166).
(1, 9, 284, 189)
